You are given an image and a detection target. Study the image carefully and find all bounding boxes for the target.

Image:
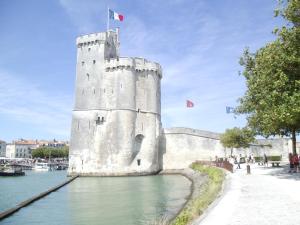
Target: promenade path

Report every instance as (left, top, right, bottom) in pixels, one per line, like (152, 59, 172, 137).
(195, 164, 300, 225)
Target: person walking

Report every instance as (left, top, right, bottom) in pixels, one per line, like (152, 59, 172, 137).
(289, 153, 294, 173)
(293, 153, 299, 173)
(229, 156, 235, 172)
(263, 153, 268, 167)
(236, 154, 241, 169)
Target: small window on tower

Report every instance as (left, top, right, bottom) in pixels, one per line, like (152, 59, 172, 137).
(93, 89, 96, 94)
(93, 60, 96, 64)
(96, 116, 104, 125)
(81, 61, 85, 66)
(96, 117, 100, 125)
(86, 73, 89, 81)
(88, 48, 91, 51)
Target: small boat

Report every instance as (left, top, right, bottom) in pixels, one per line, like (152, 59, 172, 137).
(34, 162, 51, 171)
(56, 164, 68, 170)
(0, 169, 25, 176)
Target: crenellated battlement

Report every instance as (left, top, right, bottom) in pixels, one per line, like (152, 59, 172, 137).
(76, 30, 117, 48)
(105, 57, 162, 78)
(70, 30, 162, 176)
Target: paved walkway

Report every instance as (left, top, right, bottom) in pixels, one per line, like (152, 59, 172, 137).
(196, 164, 300, 225)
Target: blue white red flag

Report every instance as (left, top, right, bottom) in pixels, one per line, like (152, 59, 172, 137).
(226, 106, 235, 114)
(109, 9, 124, 21)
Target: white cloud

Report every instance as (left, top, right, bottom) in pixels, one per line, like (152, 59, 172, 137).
(0, 70, 73, 139)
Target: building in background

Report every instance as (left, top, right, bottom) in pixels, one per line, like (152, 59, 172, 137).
(5, 139, 69, 158)
(6, 139, 38, 158)
(38, 139, 69, 148)
(0, 140, 6, 157)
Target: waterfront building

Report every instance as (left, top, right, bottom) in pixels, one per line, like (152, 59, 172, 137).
(6, 140, 38, 158)
(0, 140, 6, 157)
(4, 139, 69, 159)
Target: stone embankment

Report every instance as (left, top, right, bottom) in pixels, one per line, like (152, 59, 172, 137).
(160, 164, 228, 225)
(160, 168, 208, 200)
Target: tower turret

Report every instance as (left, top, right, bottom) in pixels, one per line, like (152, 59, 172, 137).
(68, 29, 162, 176)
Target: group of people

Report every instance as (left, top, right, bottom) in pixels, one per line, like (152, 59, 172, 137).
(288, 153, 299, 173)
(215, 153, 299, 173)
(227, 154, 245, 169)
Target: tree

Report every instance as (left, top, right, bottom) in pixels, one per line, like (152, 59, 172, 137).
(237, 0, 300, 154)
(220, 127, 255, 156)
(32, 146, 69, 159)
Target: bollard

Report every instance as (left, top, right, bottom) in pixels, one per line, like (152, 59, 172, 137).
(247, 164, 251, 174)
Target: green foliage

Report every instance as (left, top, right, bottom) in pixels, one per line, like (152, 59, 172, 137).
(254, 156, 263, 162)
(277, 0, 300, 26)
(220, 127, 255, 149)
(237, 0, 300, 153)
(172, 163, 225, 225)
(268, 155, 282, 161)
(31, 146, 69, 158)
(254, 155, 282, 162)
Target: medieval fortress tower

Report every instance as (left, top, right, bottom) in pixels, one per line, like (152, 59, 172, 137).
(69, 29, 162, 176)
(68, 29, 292, 176)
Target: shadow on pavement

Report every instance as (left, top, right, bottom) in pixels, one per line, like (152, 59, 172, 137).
(261, 165, 300, 181)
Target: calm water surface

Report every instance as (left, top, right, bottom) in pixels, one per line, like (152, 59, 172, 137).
(0, 170, 67, 211)
(0, 171, 191, 225)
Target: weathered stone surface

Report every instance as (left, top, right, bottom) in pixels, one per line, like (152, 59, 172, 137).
(160, 127, 291, 170)
(68, 30, 162, 176)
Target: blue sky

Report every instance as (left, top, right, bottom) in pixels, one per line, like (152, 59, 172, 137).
(0, 0, 284, 142)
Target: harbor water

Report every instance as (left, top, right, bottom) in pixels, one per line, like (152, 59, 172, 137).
(0, 171, 191, 225)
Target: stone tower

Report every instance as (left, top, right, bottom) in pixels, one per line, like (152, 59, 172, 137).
(68, 29, 162, 176)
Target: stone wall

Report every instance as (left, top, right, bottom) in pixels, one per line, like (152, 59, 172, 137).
(160, 128, 224, 169)
(160, 127, 292, 170)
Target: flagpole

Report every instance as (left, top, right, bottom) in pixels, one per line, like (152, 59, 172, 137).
(107, 7, 110, 31)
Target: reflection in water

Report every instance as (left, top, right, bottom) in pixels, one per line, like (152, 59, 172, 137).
(2, 175, 191, 225)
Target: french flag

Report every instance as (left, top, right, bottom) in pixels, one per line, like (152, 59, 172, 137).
(109, 9, 124, 21)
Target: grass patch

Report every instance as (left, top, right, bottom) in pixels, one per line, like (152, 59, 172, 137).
(172, 163, 225, 225)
